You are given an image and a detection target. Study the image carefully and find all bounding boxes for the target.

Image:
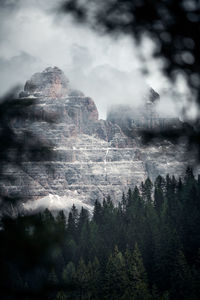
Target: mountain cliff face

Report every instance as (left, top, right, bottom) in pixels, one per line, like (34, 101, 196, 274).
(3, 67, 198, 211)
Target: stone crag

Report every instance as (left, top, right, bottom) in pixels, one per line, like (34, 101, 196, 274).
(2, 67, 198, 211)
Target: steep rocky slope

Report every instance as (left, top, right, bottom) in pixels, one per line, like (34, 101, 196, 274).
(2, 67, 198, 211)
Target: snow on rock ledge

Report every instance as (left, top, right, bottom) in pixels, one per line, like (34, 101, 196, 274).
(2, 66, 199, 213)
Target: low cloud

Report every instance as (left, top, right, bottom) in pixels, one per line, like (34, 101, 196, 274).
(0, 0, 188, 120)
(0, 0, 155, 119)
(23, 193, 93, 215)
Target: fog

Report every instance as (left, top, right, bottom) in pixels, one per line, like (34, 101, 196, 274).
(23, 193, 93, 215)
(0, 0, 193, 119)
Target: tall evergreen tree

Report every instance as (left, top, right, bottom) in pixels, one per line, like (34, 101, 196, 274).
(67, 205, 78, 238)
(86, 257, 101, 299)
(78, 207, 89, 233)
(170, 250, 191, 300)
(141, 178, 153, 203)
(104, 246, 127, 300)
(62, 261, 76, 286)
(76, 258, 89, 299)
(93, 200, 102, 225)
(154, 175, 165, 213)
(124, 244, 151, 300)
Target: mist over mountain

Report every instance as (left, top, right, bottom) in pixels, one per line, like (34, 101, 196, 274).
(0, 66, 197, 215)
(1, 2, 200, 300)
(0, 0, 191, 121)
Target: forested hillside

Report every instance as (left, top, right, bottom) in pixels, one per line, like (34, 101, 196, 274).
(1, 167, 200, 300)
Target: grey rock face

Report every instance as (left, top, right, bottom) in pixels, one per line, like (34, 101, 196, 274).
(3, 67, 199, 211)
(20, 66, 70, 98)
(107, 87, 182, 136)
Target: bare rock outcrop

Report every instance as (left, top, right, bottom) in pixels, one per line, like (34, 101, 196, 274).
(20, 66, 70, 98)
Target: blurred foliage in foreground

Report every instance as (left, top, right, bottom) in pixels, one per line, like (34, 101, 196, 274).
(0, 89, 54, 215)
(60, 0, 200, 162)
(61, 0, 200, 102)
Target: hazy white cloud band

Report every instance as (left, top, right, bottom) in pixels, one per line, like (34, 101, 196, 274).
(0, 0, 193, 119)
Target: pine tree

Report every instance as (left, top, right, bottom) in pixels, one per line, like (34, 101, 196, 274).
(177, 177, 183, 192)
(122, 192, 127, 213)
(164, 174, 178, 224)
(141, 178, 153, 203)
(67, 205, 78, 238)
(92, 257, 101, 295)
(42, 208, 54, 225)
(87, 257, 101, 299)
(191, 248, 200, 300)
(93, 200, 102, 224)
(56, 210, 66, 233)
(62, 261, 76, 285)
(127, 188, 133, 207)
(76, 258, 89, 299)
(79, 218, 90, 262)
(124, 244, 150, 300)
(170, 250, 191, 300)
(55, 290, 67, 300)
(181, 170, 200, 259)
(184, 166, 194, 183)
(104, 246, 127, 300)
(78, 207, 89, 232)
(1, 172, 200, 299)
(155, 224, 181, 292)
(154, 175, 165, 213)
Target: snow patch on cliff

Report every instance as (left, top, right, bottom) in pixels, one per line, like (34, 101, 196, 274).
(23, 193, 93, 213)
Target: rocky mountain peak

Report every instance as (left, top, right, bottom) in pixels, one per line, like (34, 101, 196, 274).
(107, 86, 183, 137)
(3, 67, 198, 213)
(20, 66, 70, 98)
(146, 87, 160, 103)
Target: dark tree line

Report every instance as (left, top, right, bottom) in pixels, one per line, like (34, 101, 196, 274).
(0, 167, 200, 299)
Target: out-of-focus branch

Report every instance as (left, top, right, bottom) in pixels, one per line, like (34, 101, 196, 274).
(0, 88, 55, 216)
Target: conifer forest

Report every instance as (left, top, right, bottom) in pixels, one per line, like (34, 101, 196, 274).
(1, 168, 200, 300)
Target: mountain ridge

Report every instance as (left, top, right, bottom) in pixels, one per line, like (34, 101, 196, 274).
(3, 66, 198, 212)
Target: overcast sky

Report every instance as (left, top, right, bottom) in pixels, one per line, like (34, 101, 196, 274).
(0, 0, 195, 119)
